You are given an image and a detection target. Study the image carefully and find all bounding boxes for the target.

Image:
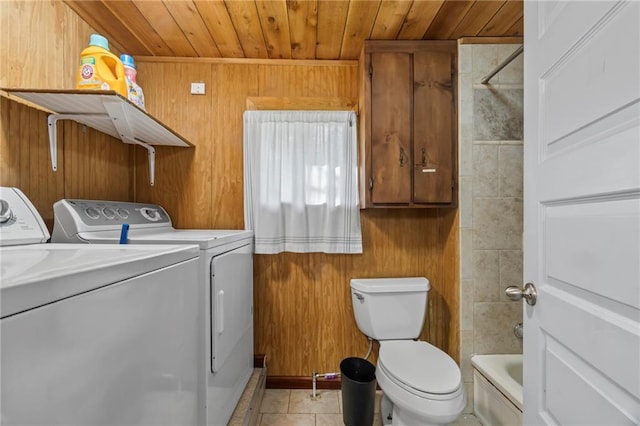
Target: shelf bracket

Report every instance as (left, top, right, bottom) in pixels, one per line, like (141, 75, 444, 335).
(124, 137, 156, 186)
(46, 113, 109, 171)
(103, 100, 156, 186)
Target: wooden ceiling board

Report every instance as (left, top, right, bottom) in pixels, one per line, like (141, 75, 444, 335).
(287, 0, 318, 59)
(194, 0, 245, 58)
(478, 0, 522, 36)
(370, 0, 413, 39)
(101, 0, 174, 56)
(162, 0, 221, 57)
(64, 1, 131, 55)
(224, 1, 269, 58)
(62, 0, 524, 60)
(448, 0, 506, 39)
(423, 0, 475, 40)
(340, 0, 381, 59)
(396, 0, 444, 40)
(315, 0, 349, 59)
(131, 0, 198, 56)
(507, 15, 523, 36)
(256, 1, 292, 59)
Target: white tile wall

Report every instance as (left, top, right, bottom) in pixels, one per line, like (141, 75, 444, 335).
(458, 42, 524, 413)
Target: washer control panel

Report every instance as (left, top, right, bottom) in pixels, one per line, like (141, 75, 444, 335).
(56, 199, 171, 228)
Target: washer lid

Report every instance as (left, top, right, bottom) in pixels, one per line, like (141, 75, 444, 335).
(379, 341, 461, 395)
(77, 228, 253, 250)
(0, 244, 199, 318)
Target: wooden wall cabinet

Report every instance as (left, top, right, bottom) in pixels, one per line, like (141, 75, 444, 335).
(358, 40, 457, 208)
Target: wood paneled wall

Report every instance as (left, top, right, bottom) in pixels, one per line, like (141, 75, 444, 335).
(0, 0, 132, 228)
(135, 58, 460, 377)
(1, 0, 460, 379)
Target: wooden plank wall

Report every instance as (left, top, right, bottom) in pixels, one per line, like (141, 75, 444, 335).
(0, 1, 132, 228)
(135, 58, 460, 377)
(0, 0, 460, 380)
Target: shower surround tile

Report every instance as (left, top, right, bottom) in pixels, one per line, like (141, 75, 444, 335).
(472, 145, 499, 197)
(499, 145, 524, 198)
(460, 228, 474, 279)
(473, 198, 523, 250)
(471, 45, 500, 83)
(459, 44, 473, 74)
(461, 278, 474, 330)
(459, 175, 473, 228)
(459, 122, 473, 176)
(459, 42, 523, 411)
(474, 302, 523, 354)
(495, 46, 524, 85)
(500, 250, 524, 301)
(473, 250, 500, 302)
(473, 88, 523, 141)
(460, 330, 474, 383)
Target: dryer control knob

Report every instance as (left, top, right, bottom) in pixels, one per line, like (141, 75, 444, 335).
(140, 207, 161, 222)
(0, 199, 14, 223)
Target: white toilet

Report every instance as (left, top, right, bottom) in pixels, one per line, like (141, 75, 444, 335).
(350, 277, 466, 426)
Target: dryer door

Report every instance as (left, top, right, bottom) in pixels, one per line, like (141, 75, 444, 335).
(210, 243, 253, 373)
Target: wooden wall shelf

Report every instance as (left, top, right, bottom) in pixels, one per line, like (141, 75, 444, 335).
(1, 89, 194, 186)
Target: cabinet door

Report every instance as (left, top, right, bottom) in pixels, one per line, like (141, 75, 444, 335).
(413, 50, 454, 204)
(370, 52, 412, 204)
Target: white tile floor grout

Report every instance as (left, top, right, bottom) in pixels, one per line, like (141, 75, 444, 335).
(257, 389, 482, 426)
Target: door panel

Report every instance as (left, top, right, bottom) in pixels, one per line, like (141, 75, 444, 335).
(524, 1, 640, 424)
(413, 50, 454, 204)
(544, 338, 637, 425)
(370, 52, 412, 204)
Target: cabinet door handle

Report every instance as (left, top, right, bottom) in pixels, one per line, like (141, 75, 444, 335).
(399, 147, 407, 167)
(421, 147, 427, 166)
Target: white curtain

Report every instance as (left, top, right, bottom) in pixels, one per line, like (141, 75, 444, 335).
(243, 110, 362, 254)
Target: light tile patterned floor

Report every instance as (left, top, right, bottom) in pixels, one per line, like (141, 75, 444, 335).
(258, 389, 482, 426)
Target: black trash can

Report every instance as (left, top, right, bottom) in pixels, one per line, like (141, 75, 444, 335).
(340, 357, 376, 426)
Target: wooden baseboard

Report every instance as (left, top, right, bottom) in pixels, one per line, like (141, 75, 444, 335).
(266, 376, 342, 390)
(254, 354, 266, 369)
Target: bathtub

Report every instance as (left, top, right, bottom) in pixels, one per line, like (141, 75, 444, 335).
(471, 354, 523, 426)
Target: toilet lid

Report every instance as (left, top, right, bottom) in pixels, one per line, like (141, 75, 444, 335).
(379, 341, 461, 395)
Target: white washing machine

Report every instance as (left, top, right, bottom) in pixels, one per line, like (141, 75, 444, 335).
(0, 187, 201, 425)
(51, 198, 254, 426)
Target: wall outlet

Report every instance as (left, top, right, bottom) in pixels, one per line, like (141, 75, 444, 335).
(190, 82, 205, 95)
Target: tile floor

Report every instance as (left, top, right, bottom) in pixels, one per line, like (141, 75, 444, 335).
(258, 389, 482, 426)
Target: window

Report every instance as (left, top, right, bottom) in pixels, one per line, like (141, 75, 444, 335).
(243, 110, 362, 254)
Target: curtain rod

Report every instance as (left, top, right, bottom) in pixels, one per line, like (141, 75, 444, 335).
(481, 45, 524, 84)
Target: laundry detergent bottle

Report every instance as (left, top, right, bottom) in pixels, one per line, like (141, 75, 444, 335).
(76, 34, 127, 97)
(120, 54, 145, 110)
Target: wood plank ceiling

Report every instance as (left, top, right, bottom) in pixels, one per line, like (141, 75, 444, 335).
(64, 0, 523, 60)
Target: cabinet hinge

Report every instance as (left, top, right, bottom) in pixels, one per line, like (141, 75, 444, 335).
(369, 177, 373, 192)
(369, 63, 373, 79)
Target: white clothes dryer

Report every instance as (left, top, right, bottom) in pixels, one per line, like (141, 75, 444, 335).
(0, 187, 200, 426)
(51, 198, 254, 426)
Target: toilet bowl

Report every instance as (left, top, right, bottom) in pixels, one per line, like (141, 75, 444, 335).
(376, 341, 466, 425)
(349, 278, 466, 426)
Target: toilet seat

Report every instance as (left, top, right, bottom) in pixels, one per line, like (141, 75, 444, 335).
(378, 341, 463, 399)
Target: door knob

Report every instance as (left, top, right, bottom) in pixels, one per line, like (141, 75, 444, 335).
(505, 282, 537, 306)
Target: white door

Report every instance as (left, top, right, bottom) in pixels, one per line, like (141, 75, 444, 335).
(523, 1, 640, 424)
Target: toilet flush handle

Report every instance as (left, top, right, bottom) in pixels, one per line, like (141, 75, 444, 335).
(353, 292, 364, 302)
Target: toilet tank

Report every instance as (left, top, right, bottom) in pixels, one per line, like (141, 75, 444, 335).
(350, 277, 430, 340)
